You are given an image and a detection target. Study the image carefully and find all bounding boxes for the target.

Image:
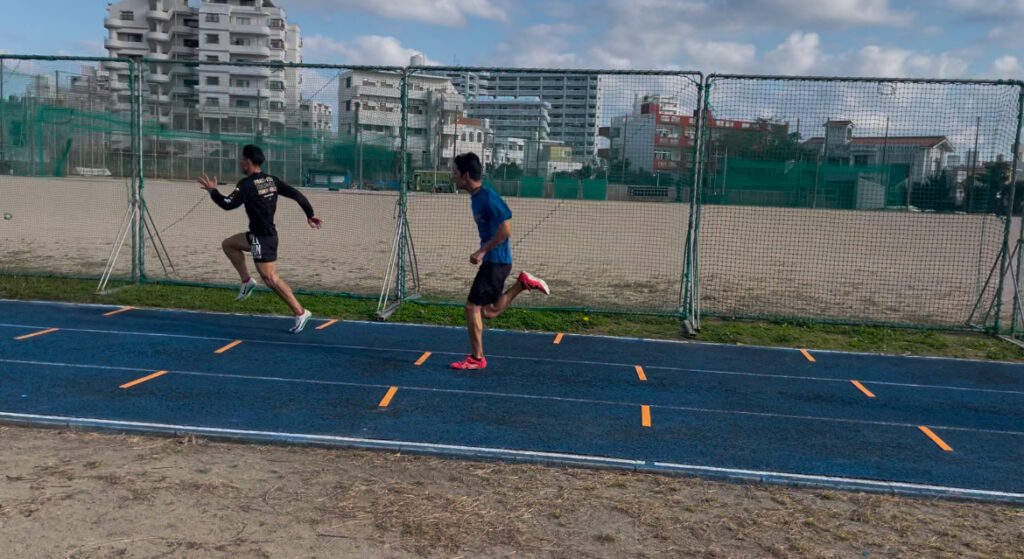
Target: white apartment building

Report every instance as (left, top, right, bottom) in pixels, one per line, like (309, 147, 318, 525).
(338, 69, 464, 168)
(103, 0, 304, 139)
(464, 96, 550, 145)
(491, 137, 526, 167)
(443, 71, 602, 163)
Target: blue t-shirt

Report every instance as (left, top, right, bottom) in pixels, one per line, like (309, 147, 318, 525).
(471, 186, 512, 264)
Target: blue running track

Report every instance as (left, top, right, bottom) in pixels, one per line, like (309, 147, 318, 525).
(1, 299, 1022, 503)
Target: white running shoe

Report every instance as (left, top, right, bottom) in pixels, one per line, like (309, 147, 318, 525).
(235, 278, 257, 302)
(289, 310, 312, 334)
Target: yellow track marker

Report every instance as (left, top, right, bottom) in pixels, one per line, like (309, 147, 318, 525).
(103, 306, 134, 316)
(414, 352, 432, 366)
(553, 333, 564, 345)
(851, 380, 876, 398)
(800, 349, 816, 362)
(214, 340, 243, 354)
(635, 365, 647, 382)
(641, 405, 652, 427)
(14, 328, 59, 341)
(316, 319, 339, 330)
(379, 386, 398, 408)
(919, 426, 953, 452)
(120, 370, 168, 389)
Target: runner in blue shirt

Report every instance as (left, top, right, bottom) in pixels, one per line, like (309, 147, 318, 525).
(450, 152, 550, 370)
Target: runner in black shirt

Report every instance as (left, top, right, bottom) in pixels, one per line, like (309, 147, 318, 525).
(198, 144, 322, 333)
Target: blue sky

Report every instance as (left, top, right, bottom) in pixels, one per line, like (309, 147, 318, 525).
(1, 0, 1022, 78)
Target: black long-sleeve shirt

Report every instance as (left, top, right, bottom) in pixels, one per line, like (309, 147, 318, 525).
(210, 173, 314, 237)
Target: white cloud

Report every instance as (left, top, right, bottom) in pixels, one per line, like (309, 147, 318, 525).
(987, 23, 1024, 48)
(749, 0, 914, 26)
(948, 0, 1024, 19)
(302, 35, 436, 66)
(492, 24, 584, 68)
(765, 31, 822, 74)
(682, 39, 758, 73)
(991, 55, 1023, 78)
(283, 0, 508, 26)
(846, 45, 974, 78)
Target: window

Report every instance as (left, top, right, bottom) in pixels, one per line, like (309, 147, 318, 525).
(206, 97, 219, 107)
(119, 11, 134, 21)
(118, 73, 130, 83)
(234, 79, 250, 88)
(269, 39, 284, 49)
(346, 77, 352, 88)
(268, 80, 283, 90)
(183, 38, 199, 48)
(461, 133, 467, 142)
(345, 100, 351, 111)
(183, 78, 199, 87)
(206, 55, 219, 62)
(206, 34, 219, 44)
(118, 33, 143, 42)
(184, 18, 198, 28)
(232, 38, 252, 46)
(302, 121, 310, 127)
(235, 16, 252, 25)
(269, 101, 284, 110)
(854, 155, 870, 166)
(206, 76, 220, 86)
(269, 18, 284, 29)
(240, 0, 255, 6)
(235, 99, 250, 108)
(205, 14, 220, 23)
(478, 132, 483, 142)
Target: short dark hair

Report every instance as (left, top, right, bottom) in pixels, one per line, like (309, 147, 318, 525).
(242, 144, 265, 167)
(453, 152, 482, 181)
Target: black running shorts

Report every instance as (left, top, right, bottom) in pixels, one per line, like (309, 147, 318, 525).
(468, 262, 512, 306)
(246, 232, 279, 263)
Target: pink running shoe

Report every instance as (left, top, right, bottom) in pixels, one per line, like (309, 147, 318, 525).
(450, 355, 487, 370)
(518, 271, 550, 295)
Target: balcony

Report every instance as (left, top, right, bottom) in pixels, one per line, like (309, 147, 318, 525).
(104, 38, 147, 51)
(146, 31, 171, 43)
(655, 135, 682, 147)
(147, 51, 170, 61)
(102, 60, 131, 71)
(147, 73, 171, 84)
(149, 93, 172, 104)
(103, 17, 130, 29)
(653, 158, 682, 170)
(146, 10, 171, 22)
(229, 65, 274, 78)
(109, 80, 130, 91)
(231, 23, 271, 36)
(228, 44, 271, 57)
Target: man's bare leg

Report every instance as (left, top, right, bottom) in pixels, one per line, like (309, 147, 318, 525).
(222, 233, 252, 282)
(481, 282, 525, 319)
(255, 261, 304, 316)
(465, 303, 485, 359)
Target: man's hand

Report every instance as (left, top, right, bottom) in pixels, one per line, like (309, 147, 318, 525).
(308, 216, 323, 230)
(197, 174, 219, 192)
(470, 250, 485, 265)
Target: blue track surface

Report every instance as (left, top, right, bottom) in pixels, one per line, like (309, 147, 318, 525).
(2, 299, 1022, 502)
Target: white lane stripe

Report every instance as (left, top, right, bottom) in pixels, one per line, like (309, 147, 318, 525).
(0, 411, 1020, 503)
(9, 298, 1024, 368)
(1, 322, 1021, 396)
(3, 358, 1022, 437)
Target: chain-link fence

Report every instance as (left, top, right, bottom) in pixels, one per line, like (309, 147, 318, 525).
(694, 75, 1024, 330)
(405, 67, 702, 314)
(0, 55, 138, 281)
(4, 51, 1024, 332)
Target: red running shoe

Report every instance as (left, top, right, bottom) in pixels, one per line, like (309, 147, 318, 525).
(518, 271, 550, 295)
(450, 355, 487, 370)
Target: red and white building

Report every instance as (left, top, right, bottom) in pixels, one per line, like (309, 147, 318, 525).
(599, 94, 785, 174)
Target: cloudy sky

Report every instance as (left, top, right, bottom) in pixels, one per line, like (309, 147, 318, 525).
(1, 0, 1022, 78)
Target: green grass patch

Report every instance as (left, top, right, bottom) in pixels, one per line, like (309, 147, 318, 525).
(1, 275, 1021, 362)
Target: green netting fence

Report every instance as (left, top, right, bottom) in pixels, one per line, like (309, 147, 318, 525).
(4, 53, 1023, 333)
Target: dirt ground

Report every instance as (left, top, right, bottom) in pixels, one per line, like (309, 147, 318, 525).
(1, 176, 1019, 324)
(0, 425, 1021, 559)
